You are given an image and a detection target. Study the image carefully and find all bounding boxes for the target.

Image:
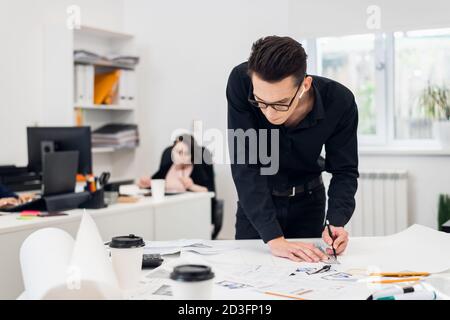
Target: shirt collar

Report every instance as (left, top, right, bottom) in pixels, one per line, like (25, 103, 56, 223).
(294, 77, 325, 129)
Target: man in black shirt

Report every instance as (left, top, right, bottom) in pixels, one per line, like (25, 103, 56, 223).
(227, 36, 358, 262)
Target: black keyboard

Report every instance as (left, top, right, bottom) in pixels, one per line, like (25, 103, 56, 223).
(142, 254, 164, 269)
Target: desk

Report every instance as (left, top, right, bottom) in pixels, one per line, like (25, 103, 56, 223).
(0, 192, 214, 299)
(134, 237, 450, 300)
(15, 236, 450, 300)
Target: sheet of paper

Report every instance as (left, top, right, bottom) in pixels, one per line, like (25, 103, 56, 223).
(144, 239, 238, 255)
(145, 239, 205, 248)
(118, 184, 148, 196)
(259, 277, 373, 300)
(220, 264, 298, 288)
(341, 224, 450, 273)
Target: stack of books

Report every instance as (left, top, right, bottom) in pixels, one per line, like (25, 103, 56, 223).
(92, 124, 139, 149)
(74, 50, 140, 69)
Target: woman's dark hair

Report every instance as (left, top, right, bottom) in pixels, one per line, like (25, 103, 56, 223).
(248, 36, 308, 86)
(173, 134, 201, 164)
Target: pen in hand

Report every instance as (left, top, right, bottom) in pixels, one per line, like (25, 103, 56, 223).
(325, 219, 337, 260)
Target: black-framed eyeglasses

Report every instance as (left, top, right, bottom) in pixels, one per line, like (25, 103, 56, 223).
(248, 82, 302, 112)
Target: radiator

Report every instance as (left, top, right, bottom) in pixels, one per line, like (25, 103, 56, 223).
(323, 171, 409, 236)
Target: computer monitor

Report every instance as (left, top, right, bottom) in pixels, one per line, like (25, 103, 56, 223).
(42, 151, 79, 196)
(27, 127, 92, 175)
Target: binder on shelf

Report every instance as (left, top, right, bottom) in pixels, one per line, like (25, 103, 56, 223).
(127, 70, 137, 108)
(117, 70, 136, 108)
(74, 65, 94, 106)
(118, 70, 127, 106)
(85, 65, 94, 106)
(74, 65, 85, 105)
(94, 70, 120, 105)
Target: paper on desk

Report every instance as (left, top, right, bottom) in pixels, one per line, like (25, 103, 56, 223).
(341, 224, 450, 273)
(221, 264, 298, 288)
(20, 213, 121, 299)
(144, 239, 237, 255)
(259, 277, 372, 300)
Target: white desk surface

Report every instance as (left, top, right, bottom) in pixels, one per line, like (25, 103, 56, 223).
(16, 235, 450, 300)
(0, 192, 214, 235)
(138, 239, 296, 300)
(134, 237, 450, 300)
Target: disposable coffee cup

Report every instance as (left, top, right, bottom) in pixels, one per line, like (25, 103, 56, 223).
(151, 179, 165, 201)
(170, 264, 215, 300)
(109, 234, 145, 292)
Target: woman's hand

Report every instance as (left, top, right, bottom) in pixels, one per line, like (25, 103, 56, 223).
(180, 177, 194, 189)
(137, 176, 152, 189)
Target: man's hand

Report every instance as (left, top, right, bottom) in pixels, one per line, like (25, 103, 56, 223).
(322, 225, 349, 255)
(268, 237, 328, 263)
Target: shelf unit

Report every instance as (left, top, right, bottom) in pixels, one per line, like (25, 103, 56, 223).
(74, 104, 135, 112)
(74, 58, 136, 70)
(71, 24, 139, 181)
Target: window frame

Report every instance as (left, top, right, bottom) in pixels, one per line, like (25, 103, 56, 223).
(305, 29, 446, 149)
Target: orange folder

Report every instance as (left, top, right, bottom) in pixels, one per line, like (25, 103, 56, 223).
(94, 70, 120, 105)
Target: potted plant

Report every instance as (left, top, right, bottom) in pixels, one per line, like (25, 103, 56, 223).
(418, 83, 450, 148)
(438, 194, 450, 232)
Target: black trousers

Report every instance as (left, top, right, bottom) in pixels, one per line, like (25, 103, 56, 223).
(235, 185, 326, 240)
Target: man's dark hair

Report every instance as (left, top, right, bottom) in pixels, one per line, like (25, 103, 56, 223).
(248, 36, 307, 86)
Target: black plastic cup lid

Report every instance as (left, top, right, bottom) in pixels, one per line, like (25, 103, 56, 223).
(170, 264, 215, 282)
(109, 234, 145, 249)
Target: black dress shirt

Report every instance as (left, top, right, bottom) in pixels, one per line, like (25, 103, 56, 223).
(227, 62, 359, 243)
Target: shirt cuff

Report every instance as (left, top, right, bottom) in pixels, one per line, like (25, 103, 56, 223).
(258, 222, 284, 243)
(327, 211, 350, 227)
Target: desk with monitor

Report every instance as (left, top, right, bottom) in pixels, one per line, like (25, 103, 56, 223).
(0, 191, 214, 299)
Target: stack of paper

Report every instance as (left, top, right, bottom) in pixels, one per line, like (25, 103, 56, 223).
(92, 123, 139, 149)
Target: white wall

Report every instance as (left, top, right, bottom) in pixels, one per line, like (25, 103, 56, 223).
(123, 0, 291, 239)
(0, 0, 125, 167)
(289, 0, 450, 38)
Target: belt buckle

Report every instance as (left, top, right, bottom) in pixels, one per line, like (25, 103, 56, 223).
(289, 186, 296, 197)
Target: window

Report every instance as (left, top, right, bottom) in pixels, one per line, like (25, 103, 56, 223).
(317, 34, 377, 136)
(309, 28, 450, 148)
(394, 29, 450, 140)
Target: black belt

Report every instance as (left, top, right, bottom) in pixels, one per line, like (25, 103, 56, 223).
(272, 176, 323, 197)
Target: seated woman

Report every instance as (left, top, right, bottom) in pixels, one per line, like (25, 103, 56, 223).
(138, 134, 215, 193)
(0, 184, 34, 209)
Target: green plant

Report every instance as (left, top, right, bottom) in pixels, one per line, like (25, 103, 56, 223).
(438, 194, 450, 231)
(418, 83, 450, 121)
